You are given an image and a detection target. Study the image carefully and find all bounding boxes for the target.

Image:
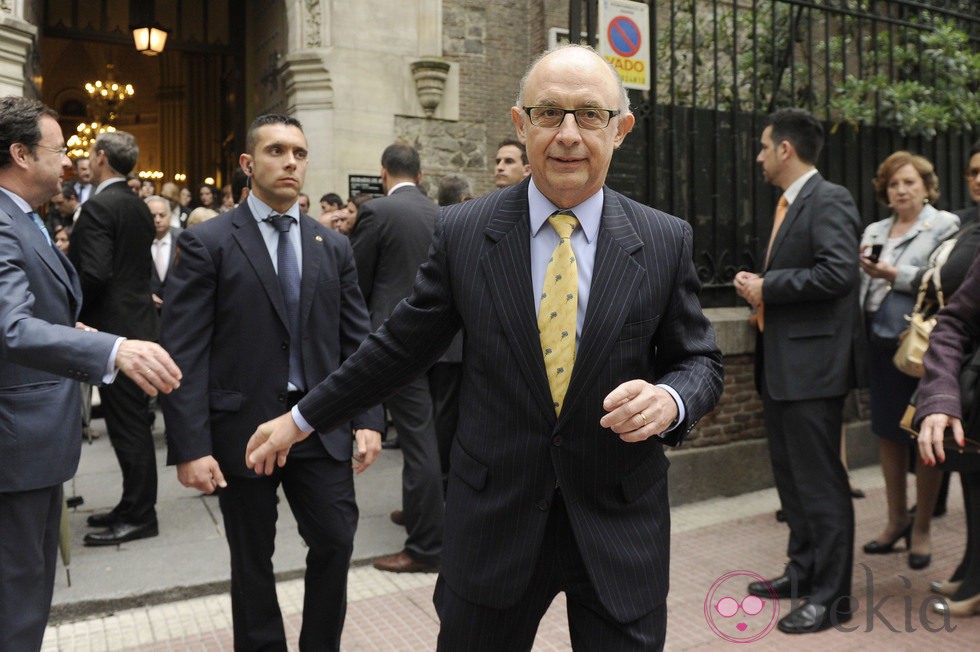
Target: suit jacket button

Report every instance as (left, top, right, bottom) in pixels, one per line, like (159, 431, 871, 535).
(536, 498, 550, 511)
(280, 342, 288, 350)
(551, 435, 562, 446)
(277, 392, 287, 403)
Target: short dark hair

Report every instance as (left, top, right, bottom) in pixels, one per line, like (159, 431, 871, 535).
(349, 193, 376, 209)
(93, 131, 139, 175)
(245, 114, 303, 154)
(497, 138, 528, 166)
(969, 139, 980, 160)
(437, 174, 473, 206)
(765, 108, 824, 165)
(381, 143, 421, 178)
(320, 192, 343, 207)
(0, 97, 58, 169)
(59, 181, 78, 200)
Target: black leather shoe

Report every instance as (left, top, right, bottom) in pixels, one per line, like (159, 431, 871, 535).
(909, 553, 932, 570)
(778, 602, 852, 634)
(862, 523, 911, 554)
(86, 511, 119, 528)
(83, 520, 159, 546)
(748, 574, 811, 599)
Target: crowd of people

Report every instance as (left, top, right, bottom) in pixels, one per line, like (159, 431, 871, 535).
(2, 40, 980, 651)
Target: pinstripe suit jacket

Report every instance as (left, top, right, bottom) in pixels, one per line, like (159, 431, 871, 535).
(297, 178, 723, 621)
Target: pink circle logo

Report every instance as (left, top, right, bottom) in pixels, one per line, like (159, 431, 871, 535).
(704, 571, 780, 643)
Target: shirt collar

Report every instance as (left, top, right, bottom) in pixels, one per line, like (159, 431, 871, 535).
(247, 193, 300, 223)
(782, 168, 818, 206)
(387, 181, 417, 195)
(528, 178, 602, 244)
(94, 177, 125, 194)
(0, 186, 33, 213)
(155, 231, 172, 246)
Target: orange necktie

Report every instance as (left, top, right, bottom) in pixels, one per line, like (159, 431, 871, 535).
(751, 195, 789, 332)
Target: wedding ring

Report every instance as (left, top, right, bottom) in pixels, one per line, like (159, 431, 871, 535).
(639, 412, 648, 426)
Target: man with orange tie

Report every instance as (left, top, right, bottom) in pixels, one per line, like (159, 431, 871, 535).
(734, 108, 863, 634)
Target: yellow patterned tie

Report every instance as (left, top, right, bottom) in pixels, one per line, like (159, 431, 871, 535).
(538, 211, 579, 415)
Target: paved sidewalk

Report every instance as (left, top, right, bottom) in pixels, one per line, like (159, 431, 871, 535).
(42, 417, 980, 649)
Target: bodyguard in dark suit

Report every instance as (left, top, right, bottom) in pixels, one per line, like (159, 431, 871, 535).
(349, 143, 443, 573)
(69, 131, 162, 546)
(0, 97, 179, 652)
(160, 115, 383, 651)
(735, 108, 863, 634)
(248, 45, 723, 650)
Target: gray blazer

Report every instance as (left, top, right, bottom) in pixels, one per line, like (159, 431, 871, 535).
(0, 189, 116, 492)
(859, 203, 960, 307)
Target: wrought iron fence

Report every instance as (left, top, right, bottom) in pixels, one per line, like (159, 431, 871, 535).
(570, 0, 980, 306)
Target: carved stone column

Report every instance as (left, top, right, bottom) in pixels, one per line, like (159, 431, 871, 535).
(0, 15, 37, 97)
(282, 50, 334, 202)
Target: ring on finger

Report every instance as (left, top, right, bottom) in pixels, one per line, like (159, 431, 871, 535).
(638, 412, 648, 426)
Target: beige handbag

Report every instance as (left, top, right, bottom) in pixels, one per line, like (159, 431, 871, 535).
(893, 243, 952, 377)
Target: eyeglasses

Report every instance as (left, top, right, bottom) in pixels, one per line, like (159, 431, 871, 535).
(523, 106, 620, 130)
(36, 143, 68, 157)
(966, 168, 980, 180)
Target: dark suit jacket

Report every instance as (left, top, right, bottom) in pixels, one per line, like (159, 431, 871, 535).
(349, 185, 438, 329)
(150, 227, 182, 301)
(293, 179, 723, 622)
(0, 189, 117, 492)
(955, 204, 979, 229)
(756, 173, 864, 400)
(69, 179, 158, 340)
(160, 203, 384, 476)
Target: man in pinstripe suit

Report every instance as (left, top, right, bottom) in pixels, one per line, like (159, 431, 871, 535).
(247, 44, 723, 650)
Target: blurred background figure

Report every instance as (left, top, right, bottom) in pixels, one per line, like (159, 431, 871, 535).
(147, 195, 180, 312)
(160, 181, 189, 229)
(297, 192, 311, 215)
(197, 183, 221, 211)
(319, 192, 343, 214)
(52, 223, 71, 254)
(493, 138, 530, 189)
(859, 151, 959, 570)
(178, 186, 192, 210)
(125, 173, 140, 195)
(73, 156, 93, 203)
(955, 139, 980, 228)
(219, 184, 235, 212)
(186, 206, 218, 228)
(49, 181, 80, 230)
(139, 178, 156, 199)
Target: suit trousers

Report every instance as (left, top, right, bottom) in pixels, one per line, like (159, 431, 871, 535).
(98, 373, 157, 524)
(428, 361, 462, 484)
(386, 374, 443, 564)
(218, 455, 357, 652)
(434, 491, 665, 651)
(762, 384, 854, 607)
(0, 484, 62, 652)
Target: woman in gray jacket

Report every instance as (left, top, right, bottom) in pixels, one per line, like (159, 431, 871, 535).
(859, 151, 959, 570)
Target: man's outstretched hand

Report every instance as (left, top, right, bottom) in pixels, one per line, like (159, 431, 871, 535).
(246, 412, 308, 474)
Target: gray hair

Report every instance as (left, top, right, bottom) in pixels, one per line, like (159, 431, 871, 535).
(93, 131, 139, 175)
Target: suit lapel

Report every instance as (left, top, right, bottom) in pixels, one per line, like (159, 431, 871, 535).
(0, 191, 77, 300)
(560, 191, 644, 425)
(480, 185, 556, 419)
(230, 206, 290, 331)
(766, 174, 820, 270)
(298, 216, 322, 330)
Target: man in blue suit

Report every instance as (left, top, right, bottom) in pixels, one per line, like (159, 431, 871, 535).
(248, 45, 723, 650)
(0, 97, 180, 651)
(160, 114, 383, 651)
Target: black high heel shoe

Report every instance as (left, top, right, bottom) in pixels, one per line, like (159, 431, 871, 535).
(909, 552, 932, 570)
(862, 523, 911, 554)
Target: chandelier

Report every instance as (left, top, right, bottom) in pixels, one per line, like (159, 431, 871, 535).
(84, 64, 134, 124)
(66, 65, 134, 159)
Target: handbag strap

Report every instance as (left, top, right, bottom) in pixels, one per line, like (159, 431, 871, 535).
(912, 267, 934, 314)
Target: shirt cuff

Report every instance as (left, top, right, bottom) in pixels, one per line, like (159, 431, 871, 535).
(656, 384, 686, 434)
(291, 404, 315, 434)
(103, 337, 125, 384)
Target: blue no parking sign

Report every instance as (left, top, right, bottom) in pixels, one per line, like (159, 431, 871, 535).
(598, 0, 650, 90)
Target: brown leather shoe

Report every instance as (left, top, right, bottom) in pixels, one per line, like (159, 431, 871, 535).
(372, 550, 437, 573)
(390, 510, 405, 526)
